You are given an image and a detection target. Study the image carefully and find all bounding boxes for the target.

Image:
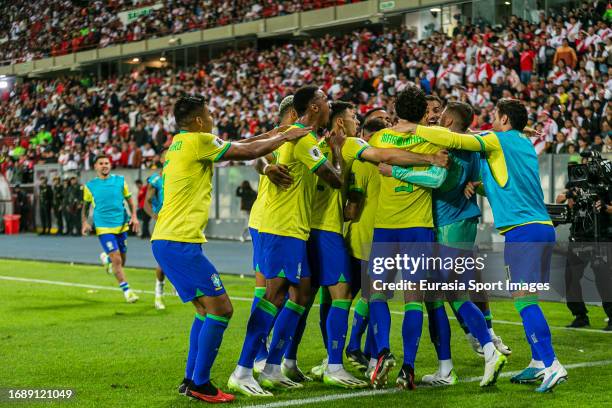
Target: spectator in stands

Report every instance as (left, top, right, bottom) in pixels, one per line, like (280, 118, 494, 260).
(136, 179, 150, 239)
(236, 180, 257, 242)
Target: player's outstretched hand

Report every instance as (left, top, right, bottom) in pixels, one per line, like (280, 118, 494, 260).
(82, 221, 92, 236)
(378, 163, 393, 177)
(432, 150, 450, 168)
(266, 164, 293, 189)
(522, 126, 542, 138)
(464, 181, 482, 199)
(281, 126, 313, 141)
(130, 216, 141, 234)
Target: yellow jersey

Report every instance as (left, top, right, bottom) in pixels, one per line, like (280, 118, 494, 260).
(311, 137, 370, 234)
(259, 124, 327, 241)
(345, 159, 380, 260)
(248, 152, 278, 230)
(369, 128, 441, 229)
(151, 131, 230, 243)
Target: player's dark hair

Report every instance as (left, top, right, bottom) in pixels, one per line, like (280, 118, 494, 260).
(363, 118, 387, 133)
(395, 86, 427, 123)
(425, 95, 443, 106)
(293, 86, 319, 116)
(497, 98, 528, 131)
(362, 107, 386, 123)
(329, 101, 354, 126)
(174, 95, 206, 128)
(445, 102, 474, 132)
(93, 154, 109, 164)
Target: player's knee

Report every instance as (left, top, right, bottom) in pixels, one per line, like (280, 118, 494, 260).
(219, 304, 233, 319)
(264, 291, 286, 309)
(109, 252, 121, 265)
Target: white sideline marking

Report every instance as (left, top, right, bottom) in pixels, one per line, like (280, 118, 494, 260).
(243, 359, 612, 408)
(0, 275, 610, 335)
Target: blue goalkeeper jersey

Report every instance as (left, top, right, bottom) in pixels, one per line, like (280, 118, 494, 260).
(146, 172, 164, 214)
(433, 150, 481, 227)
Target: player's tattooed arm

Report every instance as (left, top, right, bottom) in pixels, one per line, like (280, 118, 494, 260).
(224, 126, 313, 160)
(81, 202, 92, 235)
(315, 129, 345, 189)
(362, 148, 450, 168)
(344, 190, 364, 221)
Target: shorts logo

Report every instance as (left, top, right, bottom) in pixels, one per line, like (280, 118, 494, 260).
(106, 242, 114, 251)
(296, 263, 302, 279)
(211, 273, 222, 290)
(309, 146, 322, 161)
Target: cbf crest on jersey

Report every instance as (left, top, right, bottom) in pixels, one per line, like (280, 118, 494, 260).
(309, 146, 323, 161)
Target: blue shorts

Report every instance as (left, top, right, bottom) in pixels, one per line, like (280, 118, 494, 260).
(249, 227, 261, 272)
(98, 232, 128, 254)
(151, 240, 225, 302)
(307, 229, 350, 287)
(259, 232, 311, 285)
(504, 223, 555, 288)
(369, 227, 434, 283)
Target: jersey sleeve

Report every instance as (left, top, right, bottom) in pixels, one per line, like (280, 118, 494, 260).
(196, 132, 231, 162)
(295, 134, 327, 172)
(415, 126, 501, 152)
(390, 165, 448, 188)
(342, 137, 370, 162)
(83, 185, 93, 203)
(122, 180, 131, 198)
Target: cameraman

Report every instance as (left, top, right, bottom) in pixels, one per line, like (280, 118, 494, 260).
(556, 186, 612, 331)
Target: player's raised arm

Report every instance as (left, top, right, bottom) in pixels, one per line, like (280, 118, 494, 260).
(361, 146, 450, 168)
(392, 121, 501, 152)
(222, 126, 312, 161)
(378, 163, 448, 189)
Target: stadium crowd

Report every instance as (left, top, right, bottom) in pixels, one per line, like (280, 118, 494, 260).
(1, 2, 611, 185)
(0, 0, 363, 64)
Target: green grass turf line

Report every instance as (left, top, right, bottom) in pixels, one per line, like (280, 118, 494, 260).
(1, 259, 611, 407)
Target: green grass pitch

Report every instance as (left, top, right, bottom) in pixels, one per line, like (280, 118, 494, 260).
(1, 259, 612, 407)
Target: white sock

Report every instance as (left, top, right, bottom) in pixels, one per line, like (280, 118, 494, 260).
(549, 359, 562, 371)
(528, 359, 545, 369)
(234, 365, 252, 378)
(283, 358, 297, 369)
(327, 363, 343, 373)
(368, 358, 377, 369)
(439, 359, 453, 377)
(483, 342, 496, 361)
(155, 280, 164, 296)
(488, 328, 496, 337)
(262, 363, 281, 376)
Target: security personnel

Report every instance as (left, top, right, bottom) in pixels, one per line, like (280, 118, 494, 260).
(38, 175, 53, 235)
(52, 176, 64, 235)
